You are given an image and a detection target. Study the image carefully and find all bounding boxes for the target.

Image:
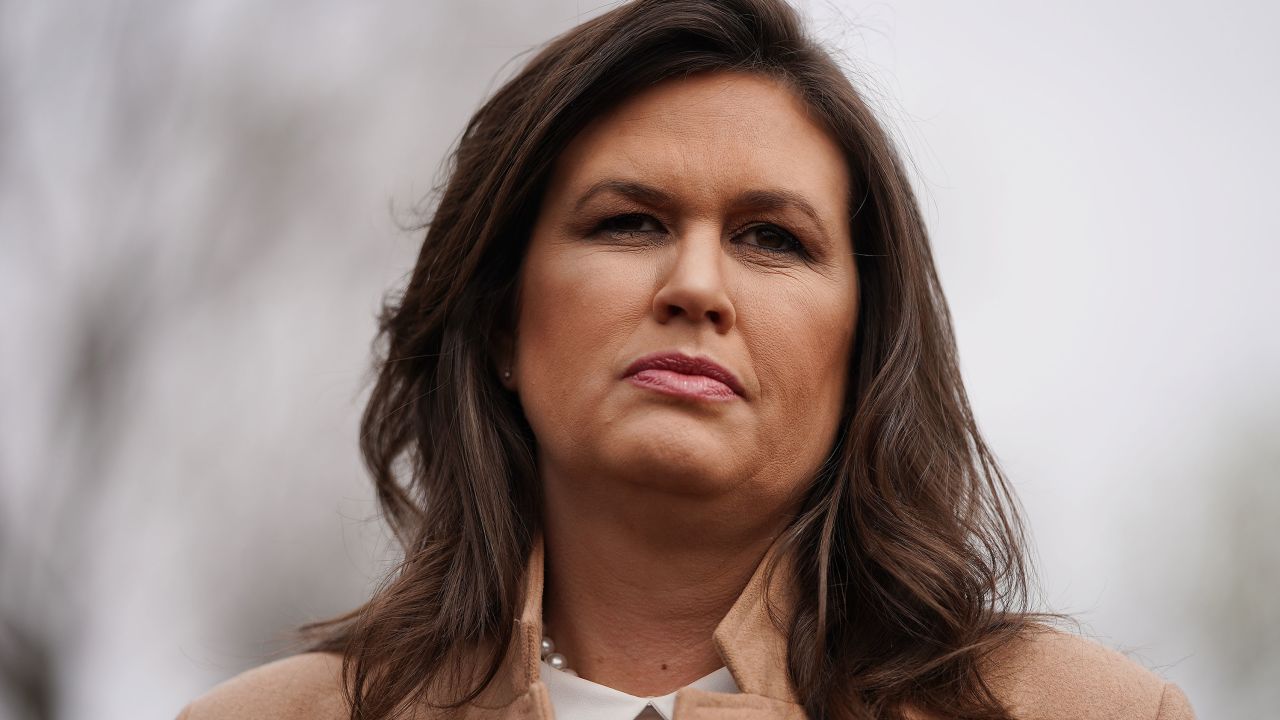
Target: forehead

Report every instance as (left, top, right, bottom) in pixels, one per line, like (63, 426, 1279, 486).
(545, 71, 850, 214)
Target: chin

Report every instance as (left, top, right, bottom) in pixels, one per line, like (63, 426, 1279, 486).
(599, 422, 746, 496)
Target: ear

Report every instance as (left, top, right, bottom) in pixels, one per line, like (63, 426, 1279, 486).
(489, 271, 524, 392)
(490, 323, 518, 391)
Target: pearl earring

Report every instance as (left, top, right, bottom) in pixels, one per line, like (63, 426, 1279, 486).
(502, 368, 512, 380)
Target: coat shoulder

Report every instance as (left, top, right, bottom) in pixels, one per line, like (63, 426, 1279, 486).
(982, 627, 1194, 720)
(176, 652, 350, 720)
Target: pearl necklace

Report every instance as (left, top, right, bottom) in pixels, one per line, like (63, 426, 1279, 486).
(540, 634, 578, 676)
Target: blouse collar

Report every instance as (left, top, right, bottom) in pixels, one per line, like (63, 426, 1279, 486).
(539, 663, 739, 720)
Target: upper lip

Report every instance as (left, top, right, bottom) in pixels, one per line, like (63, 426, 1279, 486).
(623, 351, 746, 397)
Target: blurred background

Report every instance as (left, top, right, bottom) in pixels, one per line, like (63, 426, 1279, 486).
(1, 0, 1276, 718)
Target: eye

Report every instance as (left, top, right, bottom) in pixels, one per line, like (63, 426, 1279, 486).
(736, 224, 805, 256)
(594, 213, 665, 239)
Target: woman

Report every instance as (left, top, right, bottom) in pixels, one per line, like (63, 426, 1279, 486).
(178, 0, 1195, 718)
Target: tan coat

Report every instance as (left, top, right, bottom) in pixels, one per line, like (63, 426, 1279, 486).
(177, 537, 1195, 719)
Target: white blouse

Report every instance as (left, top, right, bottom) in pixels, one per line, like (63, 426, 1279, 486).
(540, 661, 739, 720)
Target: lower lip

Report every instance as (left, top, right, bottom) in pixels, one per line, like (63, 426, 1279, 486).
(626, 369, 738, 401)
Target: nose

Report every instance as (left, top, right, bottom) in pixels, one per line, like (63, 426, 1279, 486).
(651, 228, 736, 333)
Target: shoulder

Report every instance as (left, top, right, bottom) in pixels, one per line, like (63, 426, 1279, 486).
(981, 627, 1195, 720)
(176, 652, 349, 720)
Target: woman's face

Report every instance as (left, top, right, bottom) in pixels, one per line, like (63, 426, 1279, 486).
(511, 71, 858, 523)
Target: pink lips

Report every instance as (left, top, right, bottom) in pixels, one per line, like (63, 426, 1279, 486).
(623, 352, 745, 401)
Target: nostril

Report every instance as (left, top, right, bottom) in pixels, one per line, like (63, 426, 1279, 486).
(707, 310, 721, 325)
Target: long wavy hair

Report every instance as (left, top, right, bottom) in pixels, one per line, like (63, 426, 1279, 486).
(303, 0, 1039, 718)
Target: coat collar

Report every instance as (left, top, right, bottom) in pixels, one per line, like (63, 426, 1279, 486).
(471, 533, 802, 714)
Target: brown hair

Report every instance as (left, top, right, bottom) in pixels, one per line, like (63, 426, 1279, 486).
(304, 0, 1039, 718)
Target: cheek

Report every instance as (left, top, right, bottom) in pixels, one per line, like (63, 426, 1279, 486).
(514, 244, 652, 410)
(740, 277, 856, 445)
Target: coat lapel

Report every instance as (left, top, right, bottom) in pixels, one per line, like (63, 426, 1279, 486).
(676, 533, 805, 718)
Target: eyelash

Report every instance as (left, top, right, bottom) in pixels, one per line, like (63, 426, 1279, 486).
(592, 213, 809, 258)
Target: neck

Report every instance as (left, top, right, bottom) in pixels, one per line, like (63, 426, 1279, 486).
(539, 468, 786, 696)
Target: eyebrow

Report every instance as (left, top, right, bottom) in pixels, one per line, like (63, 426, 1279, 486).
(573, 179, 675, 212)
(572, 179, 833, 244)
